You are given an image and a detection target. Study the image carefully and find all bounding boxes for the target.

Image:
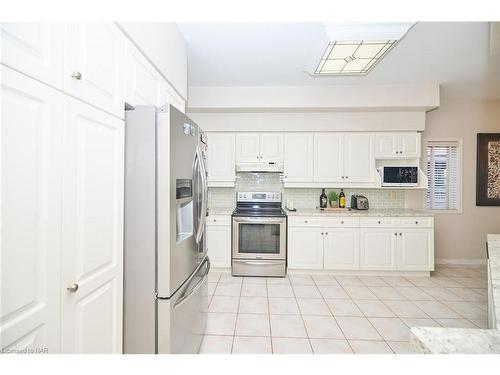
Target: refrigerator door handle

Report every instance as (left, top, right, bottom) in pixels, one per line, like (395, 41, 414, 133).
(174, 257, 210, 309)
(195, 146, 208, 244)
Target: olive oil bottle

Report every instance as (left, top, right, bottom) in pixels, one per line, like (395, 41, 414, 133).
(339, 189, 346, 208)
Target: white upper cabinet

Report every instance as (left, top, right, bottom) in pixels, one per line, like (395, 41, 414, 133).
(235, 133, 283, 164)
(124, 41, 162, 107)
(64, 23, 125, 119)
(1, 66, 63, 354)
(236, 133, 260, 163)
(284, 133, 314, 182)
(207, 133, 236, 186)
(1, 23, 65, 90)
(314, 133, 343, 183)
(374, 132, 421, 158)
(343, 133, 374, 183)
(260, 133, 284, 163)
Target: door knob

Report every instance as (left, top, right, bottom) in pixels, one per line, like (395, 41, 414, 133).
(67, 283, 79, 293)
(71, 71, 82, 80)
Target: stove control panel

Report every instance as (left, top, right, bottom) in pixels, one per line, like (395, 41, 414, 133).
(236, 191, 281, 203)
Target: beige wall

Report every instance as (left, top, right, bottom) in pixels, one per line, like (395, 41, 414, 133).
(408, 93, 500, 263)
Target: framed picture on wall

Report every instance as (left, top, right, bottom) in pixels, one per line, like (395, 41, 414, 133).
(476, 133, 500, 206)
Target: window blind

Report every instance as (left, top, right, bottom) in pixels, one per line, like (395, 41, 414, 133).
(426, 141, 460, 210)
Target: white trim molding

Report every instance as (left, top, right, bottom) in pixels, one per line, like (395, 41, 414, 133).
(435, 258, 487, 266)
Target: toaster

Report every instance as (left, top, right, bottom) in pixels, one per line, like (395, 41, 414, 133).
(351, 195, 369, 210)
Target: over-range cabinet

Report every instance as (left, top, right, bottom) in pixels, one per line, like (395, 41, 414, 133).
(123, 105, 209, 354)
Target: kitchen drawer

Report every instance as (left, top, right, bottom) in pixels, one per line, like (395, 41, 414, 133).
(360, 217, 397, 228)
(288, 216, 323, 227)
(398, 217, 433, 228)
(206, 215, 231, 226)
(324, 217, 359, 228)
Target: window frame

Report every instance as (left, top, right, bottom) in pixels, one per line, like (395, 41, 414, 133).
(423, 138, 463, 214)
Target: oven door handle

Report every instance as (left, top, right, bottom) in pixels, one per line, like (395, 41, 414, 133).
(233, 217, 286, 224)
(236, 260, 281, 266)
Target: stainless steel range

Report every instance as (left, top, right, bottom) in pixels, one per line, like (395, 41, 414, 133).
(232, 192, 287, 277)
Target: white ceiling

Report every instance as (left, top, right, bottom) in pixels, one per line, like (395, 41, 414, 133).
(178, 22, 500, 99)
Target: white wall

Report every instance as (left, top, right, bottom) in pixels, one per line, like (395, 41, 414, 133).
(407, 93, 500, 263)
(189, 111, 426, 132)
(118, 22, 187, 100)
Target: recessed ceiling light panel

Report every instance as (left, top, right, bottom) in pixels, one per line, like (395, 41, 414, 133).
(314, 40, 396, 75)
(306, 23, 415, 76)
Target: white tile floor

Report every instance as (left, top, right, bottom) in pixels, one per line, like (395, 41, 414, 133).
(200, 265, 488, 354)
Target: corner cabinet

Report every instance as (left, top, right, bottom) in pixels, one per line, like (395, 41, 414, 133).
(206, 133, 236, 187)
(374, 132, 421, 158)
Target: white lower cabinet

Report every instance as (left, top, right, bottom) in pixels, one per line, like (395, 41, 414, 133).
(206, 216, 231, 268)
(288, 227, 324, 269)
(324, 228, 359, 270)
(1, 66, 63, 353)
(397, 229, 434, 271)
(1, 66, 125, 354)
(288, 216, 434, 272)
(61, 97, 124, 353)
(360, 228, 398, 270)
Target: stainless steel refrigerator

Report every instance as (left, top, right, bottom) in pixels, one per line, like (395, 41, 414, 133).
(123, 105, 209, 354)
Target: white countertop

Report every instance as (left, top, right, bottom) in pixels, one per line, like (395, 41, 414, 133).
(285, 208, 433, 217)
(410, 234, 500, 354)
(207, 207, 234, 215)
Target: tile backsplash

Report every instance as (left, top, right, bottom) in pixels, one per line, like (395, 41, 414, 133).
(208, 172, 406, 209)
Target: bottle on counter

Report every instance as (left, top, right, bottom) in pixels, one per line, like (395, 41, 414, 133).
(339, 189, 346, 208)
(320, 188, 328, 209)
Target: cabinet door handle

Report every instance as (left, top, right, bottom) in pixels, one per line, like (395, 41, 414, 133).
(415, 221, 419, 224)
(321, 232, 324, 235)
(71, 71, 82, 80)
(341, 221, 344, 224)
(67, 283, 79, 293)
(304, 220, 308, 223)
(345, 176, 348, 179)
(325, 232, 328, 235)
(378, 221, 381, 224)
(395, 232, 398, 236)
(341, 176, 344, 179)
(399, 233, 402, 236)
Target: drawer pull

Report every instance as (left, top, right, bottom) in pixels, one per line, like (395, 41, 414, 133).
(399, 233, 402, 236)
(378, 220, 381, 224)
(341, 221, 344, 224)
(305, 220, 308, 223)
(395, 232, 398, 236)
(321, 232, 324, 235)
(415, 221, 419, 224)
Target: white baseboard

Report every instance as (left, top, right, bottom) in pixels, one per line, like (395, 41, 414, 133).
(435, 258, 487, 266)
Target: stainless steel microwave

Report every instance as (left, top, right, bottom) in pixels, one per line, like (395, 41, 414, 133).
(381, 166, 419, 187)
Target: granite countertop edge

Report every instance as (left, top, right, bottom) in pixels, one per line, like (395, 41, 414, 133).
(284, 208, 434, 217)
(410, 234, 500, 354)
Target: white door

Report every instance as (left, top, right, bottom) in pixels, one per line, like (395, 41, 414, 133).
(397, 229, 433, 271)
(61, 97, 124, 353)
(324, 228, 359, 270)
(206, 226, 231, 268)
(207, 133, 236, 186)
(235, 133, 260, 163)
(288, 228, 323, 269)
(359, 228, 397, 270)
(124, 41, 162, 107)
(260, 133, 284, 163)
(65, 23, 125, 118)
(1, 23, 65, 90)
(284, 133, 314, 183)
(0, 66, 63, 353)
(343, 133, 374, 183)
(314, 133, 343, 183)
(374, 133, 397, 158)
(399, 133, 421, 158)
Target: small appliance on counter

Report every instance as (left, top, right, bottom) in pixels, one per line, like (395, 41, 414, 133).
(351, 194, 369, 210)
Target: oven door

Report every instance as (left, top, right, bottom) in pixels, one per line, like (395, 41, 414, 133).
(232, 216, 286, 260)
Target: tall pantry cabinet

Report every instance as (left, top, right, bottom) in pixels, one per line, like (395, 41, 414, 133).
(0, 22, 186, 354)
